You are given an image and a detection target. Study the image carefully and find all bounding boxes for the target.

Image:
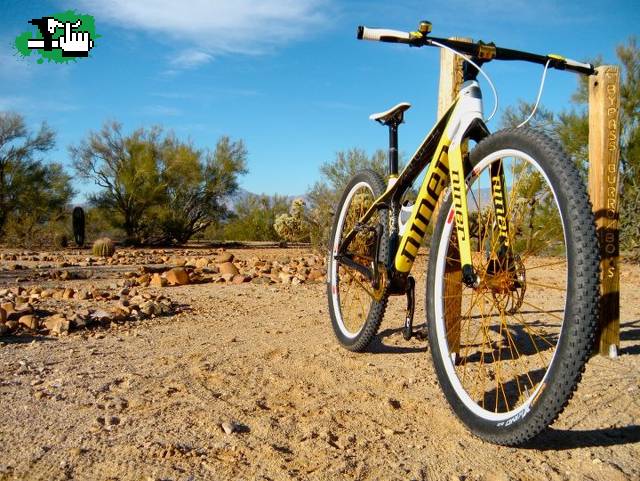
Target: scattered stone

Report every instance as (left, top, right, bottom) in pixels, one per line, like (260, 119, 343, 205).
(139, 301, 158, 317)
(59, 270, 73, 281)
(195, 258, 210, 269)
(232, 275, 250, 284)
(165, 268, 189, 286)
(79, 290, 92, 301)
(1, 302, 15, 316)
(278, 272, 292, 285)
(44, 316, 70, 335)
(218, 262, 239, 276)
(18, 315, 38, 330)
(91, 309, 112, 323)
(171, 257, 187, 267)
(221, 421, 247, 435)
(216, 252, 234, 263)
(39, 289, 53, 299)
(150, 274, 167, 288)
(307, 269, 325, 282)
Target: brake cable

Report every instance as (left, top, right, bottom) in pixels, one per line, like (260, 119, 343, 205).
(430, 39, 499, 122)
(516, 59, 552, 128)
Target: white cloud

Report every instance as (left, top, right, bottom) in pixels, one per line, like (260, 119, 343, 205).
(170, 50, 212, 69)
(76, 0, 331, 67)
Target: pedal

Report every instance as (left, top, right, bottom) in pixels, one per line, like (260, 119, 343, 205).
(402, 276, 416, 340)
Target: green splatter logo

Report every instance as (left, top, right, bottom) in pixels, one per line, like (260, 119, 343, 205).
(15, 10, 98, 64)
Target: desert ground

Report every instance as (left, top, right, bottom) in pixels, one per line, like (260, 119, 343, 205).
(0, 246, 638, 481)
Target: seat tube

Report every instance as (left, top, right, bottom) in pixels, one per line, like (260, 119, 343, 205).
(388, 123, 399, 176)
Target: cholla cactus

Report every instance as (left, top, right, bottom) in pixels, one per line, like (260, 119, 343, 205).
(274, 198, 311, 242)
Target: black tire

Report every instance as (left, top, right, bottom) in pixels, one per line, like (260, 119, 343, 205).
(426, 128, 599, 445)
(327, 169, 389, 352)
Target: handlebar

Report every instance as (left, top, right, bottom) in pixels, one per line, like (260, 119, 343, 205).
(357, 25, 595, 76)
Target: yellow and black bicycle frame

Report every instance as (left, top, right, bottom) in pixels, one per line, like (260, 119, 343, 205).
(337, 78, 513, 292)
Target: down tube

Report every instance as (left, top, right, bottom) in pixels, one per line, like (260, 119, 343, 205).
(394, 138, 451, 273)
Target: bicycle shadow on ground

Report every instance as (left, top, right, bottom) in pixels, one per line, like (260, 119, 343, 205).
(619, 319, 640, 355)
(525, 425, 640, 450)
(368, 327, 428, 355)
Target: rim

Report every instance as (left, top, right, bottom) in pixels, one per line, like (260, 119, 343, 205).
(433, 149, 568, 422)
(330, 181, 379, 339)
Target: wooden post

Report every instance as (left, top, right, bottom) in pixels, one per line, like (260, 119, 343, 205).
(437, 37, 471, 119)
(437, 38, 471, 355)
(588, 66, 621, 358)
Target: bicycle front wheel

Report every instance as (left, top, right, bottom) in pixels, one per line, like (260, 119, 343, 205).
(327, 169, 389, 352)
(426, 128, 599, 445)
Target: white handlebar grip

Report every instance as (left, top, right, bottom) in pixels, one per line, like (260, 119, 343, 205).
(565, 58, 593, 70)
(358, 26, 411, 42)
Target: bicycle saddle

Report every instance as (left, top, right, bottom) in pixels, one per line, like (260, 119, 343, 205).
(369, 102, 411, 125)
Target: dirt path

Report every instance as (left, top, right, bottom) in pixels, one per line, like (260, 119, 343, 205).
(0, 248, 639, 480)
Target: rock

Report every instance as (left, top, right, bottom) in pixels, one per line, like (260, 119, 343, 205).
(171, 257, 187, 267)
(232, 275, 250, 284)
(195, 257, 210, 269)
(165, 268, 189, 286)
(18, 315, 38, 330)
(0, 324, 9, 336)
(0, 307, 6, 323)
(252, 276, 272, 285)
(216, 252, 234, 263)
(91, 309, 112, 322)
(1, 302, 14, 317)
(307, 269, 325, 282)
(5, 321, 18, 332)
(221, 420, 247, 435)
(62, 288, 75, 299)
(139, 301, 158, 317)
(278, 272, 292, 285)
(44, 316, 70, 335)
(221, 273, 235, 282)
(75, 290, 90, 300)
(40, 289, 55, 299)
(150, 273, 167, 288)
(218, 262, 239, 276)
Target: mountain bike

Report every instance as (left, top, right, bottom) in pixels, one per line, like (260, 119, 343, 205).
(326, 21, 600, 446)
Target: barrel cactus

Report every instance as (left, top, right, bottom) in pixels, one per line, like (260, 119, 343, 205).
(92, 237, 115, 257)
(54, 232, 69, 248)
(72, 206, 85, 247)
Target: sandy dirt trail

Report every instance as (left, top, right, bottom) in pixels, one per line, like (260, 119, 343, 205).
(0, 248, 639, 480)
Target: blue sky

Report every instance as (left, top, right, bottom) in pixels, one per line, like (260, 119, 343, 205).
(1, 0, 638, 201)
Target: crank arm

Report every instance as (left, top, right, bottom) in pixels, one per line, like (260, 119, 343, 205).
(334, 254, 374, 281)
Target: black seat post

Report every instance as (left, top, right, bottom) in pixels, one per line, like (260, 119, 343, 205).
(388, 121, 399, 176)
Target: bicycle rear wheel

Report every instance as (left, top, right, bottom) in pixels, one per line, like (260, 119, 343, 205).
(327, 169, 389, 351)
(427, 128, 599, 445)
